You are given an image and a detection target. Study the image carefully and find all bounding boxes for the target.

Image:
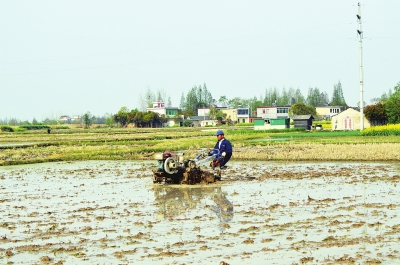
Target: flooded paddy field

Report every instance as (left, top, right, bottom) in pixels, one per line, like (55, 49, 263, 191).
(0, 160, 399, 265)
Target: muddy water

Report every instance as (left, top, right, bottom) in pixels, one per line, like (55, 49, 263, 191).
(0, 161, 399, 265)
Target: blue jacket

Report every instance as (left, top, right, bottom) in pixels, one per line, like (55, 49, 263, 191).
(213, 138, 232, 166)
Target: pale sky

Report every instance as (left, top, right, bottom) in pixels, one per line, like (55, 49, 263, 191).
(1, 1, 399, 121)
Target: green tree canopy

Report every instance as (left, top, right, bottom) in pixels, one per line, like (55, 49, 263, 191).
(306, 87, 327, 107)
(218, 96, 228, 107)
(82, 112, 94, 129)
(179, 92, 186, 110)
(114, 106, 130, 127)
(208, 107, 226, 121)
(143, 111, 159, 128)
(385, 82, 400, 124)
(227, 97, 244, 108)
(173, 113, 183, 124)
(288, 102, 317, 117)
(330, 81, 347, 106)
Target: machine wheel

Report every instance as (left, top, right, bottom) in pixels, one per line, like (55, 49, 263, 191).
(188, 160, 196, 169)
(164, 157, 177, 174)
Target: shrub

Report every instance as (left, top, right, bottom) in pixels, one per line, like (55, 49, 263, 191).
(19, 125, 50, 130)
(0, 125, 14, 132)
(52, 126, 70, 129)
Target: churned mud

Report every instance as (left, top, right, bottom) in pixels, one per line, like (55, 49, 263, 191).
(0, 161, 399, 265)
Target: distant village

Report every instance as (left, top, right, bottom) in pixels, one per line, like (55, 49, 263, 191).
(59, 101, 369, 131)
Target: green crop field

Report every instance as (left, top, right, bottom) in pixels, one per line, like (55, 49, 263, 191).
(1, 124, 400, 166)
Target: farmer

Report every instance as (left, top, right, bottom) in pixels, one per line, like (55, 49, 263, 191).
(209, 129, 232, 169)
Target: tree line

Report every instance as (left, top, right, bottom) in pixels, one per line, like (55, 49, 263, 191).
(364, 82, 400, 124)
(2, 80, 400, 127)
(145, 81, 348, 116)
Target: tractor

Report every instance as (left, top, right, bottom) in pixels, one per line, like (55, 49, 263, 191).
(152, 149, 223, 184)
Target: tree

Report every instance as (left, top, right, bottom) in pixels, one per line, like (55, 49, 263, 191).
(145, 88, 155, 108)
(385, 82, 400, 124)
(278, 87, 290, 106)
(185, 87, 198, 114)
(105, 116, 114, 127)
(181, 109, 195, 118)
(249, 97, 262, 117)
(143, 111, 159, 128)
(209, 107, 226, 121)
(382, 89, 393, 101)
(128, 109, 139, 125)
(294, 88, 305, 104)
(42, 118, 58, 125)
(197, 85, 204, 108)
(218, 96, 228, 107)
(137, 88, 156, 111)
(263, 87, 279, 106)
(167, 96, 172, 107)
(179, 92, 186, 110)
(114, 106, 130, 127)
(320, 91, 329, 105)
(159, 114, 168, 127)
(364, 103, 387, 124)
(182, 120, 193, 127)
(133, 112, 144, 127)
(370, 97, 381, 104)
(357, 101, 367, 109)
(156, 89, 166, 102)
(196, 83, 215, 107)
(306, 87, 325, 107)
(20, 120, 31, 126)
(288, 102, 316, 117)
(82, 112, 93, 129)
(202, 83, 215, 107)
(330, 81, 346, 106)
(173, 114, 183, 125)
(227, 97, 243, 108)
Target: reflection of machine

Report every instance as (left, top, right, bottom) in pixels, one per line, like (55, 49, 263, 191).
(153, 185, 234, 226)
(152, 150, 222, 184)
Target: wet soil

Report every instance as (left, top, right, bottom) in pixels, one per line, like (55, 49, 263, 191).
(0, 160, 399, 265)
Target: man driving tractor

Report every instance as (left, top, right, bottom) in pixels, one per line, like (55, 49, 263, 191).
(209, 130, 232, 170)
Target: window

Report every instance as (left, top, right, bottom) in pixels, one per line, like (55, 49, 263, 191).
(167, 110, 177, 116)
(277, 107, 289, 113)
(238, 109, 248, 115)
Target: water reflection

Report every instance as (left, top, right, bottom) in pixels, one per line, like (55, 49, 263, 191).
(153, 185, 234, 227)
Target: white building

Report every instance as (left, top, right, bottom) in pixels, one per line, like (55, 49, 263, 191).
(237, 108, 250, 123)
(198, 107, 250, 124)
(316, 106, 344, 119)
(256, 106, 290, 122)
(58, 115, 71, 123)
(146, 101, 181, 126)
(331, 108, 370, 130)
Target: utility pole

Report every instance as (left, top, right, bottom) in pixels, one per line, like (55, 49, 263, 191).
(357, 2, 364, 130)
